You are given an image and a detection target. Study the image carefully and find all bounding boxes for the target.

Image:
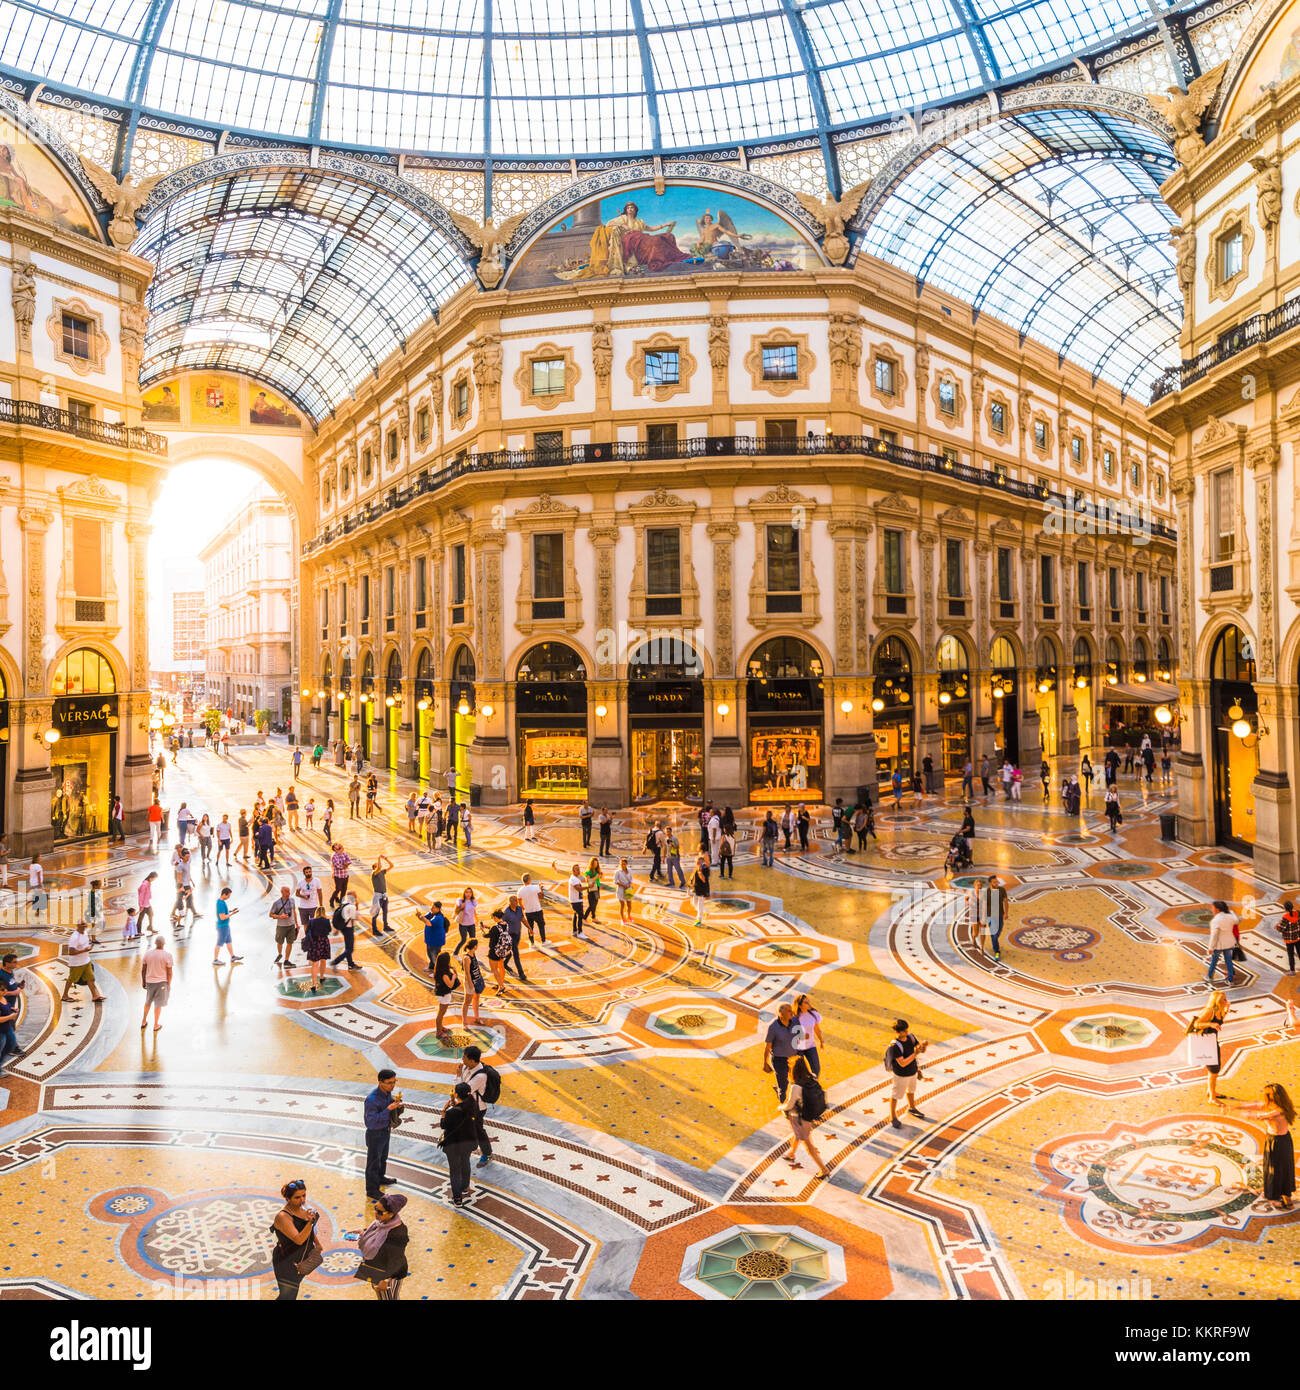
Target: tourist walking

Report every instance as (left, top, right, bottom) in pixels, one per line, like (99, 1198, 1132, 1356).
(60, 921, 104, 1004)
(519, 874, 546, 945)
(689, 855, 710, 927)
(646, 820, 664, 882)
(522, 799, 536, 841)
(486, 910, 512, 990)
(1104, 785, 1122, 832)
(562, 863, 586, 937)
(329, 843, 351, 906)
(454, 887, 478, 949)
(796, 804, 811, 852)
(1187, 990, 1229, 1102)
(598, 806, 613, 857)
(270, 1180, 322, 1302)
(109, 794, 125, 842)
(582, 856, 601, 924)
(762, 1001, 799, 1107)
(295, 863, 323, 928)
(665, 826, 685, 888)
(782, 1055, 830, 1178)
(962, 759, 974, 799)
(980, 755, 992, 797)
(579, 800, 594, 849)
(215, 814, 233, 867)
(1279, 900, 1300, 974)
(432, 946, 458, 1041)
(760, 811, 777, 867)
(500, 895, 527, 981)
(1221, 1085, 1296, 1209)
(458, 1044, 497, 1168)
(213, 887, 242, 966)
(1206, 900, 1240, 986)
(791, 991, 823, 1075)
(351, 1194, 410, 1300)
(886, 1019, 929, 1128)
(459, 937, 485, 1025)
(303, 910, 332, 992)
(362, 1069, 404, 1199)
(331, 891, 360, 969)
(986, 874, 1008, 960)
(460, 802, 473, 849)
(148, 796, 164, 853)
(370, 854, 393, 935)
(614, 859, 634, 923)
(440, 1083, 478, 1207)
(718, 828, 735, 879)
(270, 885, 298, 966)
(196, 814, 213, 867)
(137, 871, 157, 937)
(139, 935, 173, 1031)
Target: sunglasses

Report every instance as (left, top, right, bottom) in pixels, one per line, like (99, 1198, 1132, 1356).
(284, 1179, 307, 1195)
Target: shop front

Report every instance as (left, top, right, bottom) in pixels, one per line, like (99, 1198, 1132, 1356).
(990, 636, 1019, 765)
(744, 637, 824, 803)
(449, 645, 476, 800)
(516, 642, 588, 801)
(338, 655, 353, 757)
(1210, 625, 1257, 853)
(414, 648, 435, 783)
(936, 634, 971, 775)
(1072, 637, 1095, 752)
(871, 636, 914, 786)
(49, 649, 119, 842)
(628, 638, 704, 803)
(1033, 639, 1059, 757)
(383, 652, 402, 769)
(319, 659, 334, 745)
(359, 653, 376, 761)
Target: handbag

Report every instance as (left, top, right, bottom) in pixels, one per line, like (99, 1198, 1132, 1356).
(1232, 945, 1247, 962)
(295, 1238, 323, 1278)
(1186, 1029, 1220, 1069)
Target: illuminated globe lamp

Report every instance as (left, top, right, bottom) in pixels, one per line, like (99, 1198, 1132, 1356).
(316, 689, 326, 700)
(385, 695, 396, 707)
(716, 702, 730, 717)
(870, 697, 884, 713)
(1155, 705, 1174, 726)
(458, 699, 471, 717)
(938, 690, 952, 706)
(417, 697, 430, 711)
(301, 686, 311, 698)
(1134, 671, 1147, 683)
(481, 703, 494, 717)
(991, 681, 1005, 700)
(594, 703, 607, 719)
(1075, 674, 1088, 689)
(149, 712, 164, 731)
(1228, 701, 1252, 741)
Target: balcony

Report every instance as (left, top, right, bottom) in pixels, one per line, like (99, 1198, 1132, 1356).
(0, 397, 168, 454)
(1150, 297, 1300, 404)
(304, 434, 1179, 555)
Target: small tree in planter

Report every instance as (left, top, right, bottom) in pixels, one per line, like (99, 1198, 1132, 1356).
(202, 709, 221, 740)
(254, 708, 272, 734)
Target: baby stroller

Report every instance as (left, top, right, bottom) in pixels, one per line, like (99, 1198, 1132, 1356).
(944, 834, 973, 874)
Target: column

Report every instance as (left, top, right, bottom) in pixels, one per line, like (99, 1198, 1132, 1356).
(588, 680, 627, 807)
(123, 522, 154, 829)
(1176, 676, 1213, 846)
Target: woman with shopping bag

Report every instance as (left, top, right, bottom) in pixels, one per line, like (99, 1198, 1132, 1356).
(1186, 991, 1229, 1103)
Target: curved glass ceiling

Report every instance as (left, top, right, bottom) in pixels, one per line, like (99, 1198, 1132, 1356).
(863, 108, 1181, 398)
(135, 168, 471, 422)
(0, 0, 1200, 159)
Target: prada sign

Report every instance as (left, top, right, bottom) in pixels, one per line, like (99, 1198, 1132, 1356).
(628, 681, 703, 716)
(53, 696, 119, 735)
(748, 678, 821, 713)
(516, 683, 587, 716)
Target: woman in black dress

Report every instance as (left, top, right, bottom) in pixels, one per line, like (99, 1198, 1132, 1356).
(270, 1179, 321, 1301)
(351, 1192, 410, 1299)
(1224, 1083, 1296, 1209)
(689, 855, 710, 927)
(303, 911, 332, 992)
(433, 949, 460, 1042)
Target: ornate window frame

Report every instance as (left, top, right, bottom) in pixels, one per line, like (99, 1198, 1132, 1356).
(1030, 412, 1053, 459)
(511, 494, 584, 635)
(931, 370, 966, 428)
(54, 476, 120, 635)
(626, 488, 701, 627)
(513, 341, 581, 411)
(626, 332, 697, 403)
(871, 491, 919, 623)
(414, 397, 432, 453)
(746, 483, 821, 630)
(744, 329, 814, 397)
(1067, 428, 1089, 473)
(449, 367, 475, 432)
(47, 297, 110, 377)
(985, 389, 1012, 442)
(1206, 205, 1254, 304)
(868, 343, 908, 409)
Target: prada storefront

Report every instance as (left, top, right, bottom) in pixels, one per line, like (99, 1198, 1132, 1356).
(516, 642, 588, 801)
(628, 638, 704, 803)
(49, 649, 119, 843)
(745, 637, 825, 803)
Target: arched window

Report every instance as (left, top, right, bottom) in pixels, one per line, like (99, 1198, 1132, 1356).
(451, 647, 477, 685)
(1105, 635, 1123, 684)
(415, 648, 435, 683)
(873, 636, 912, 679)
(340, 654, 353, 693)
(517, 642, 586, 682)
(746, 637, 823, 680)
(990, 636, 1017, 672)
(1211, 626, 1255, 683)
(1132, 636, 1149, 680)
(386, 651, 403, 682)
(1072, 636, 1092, 666)
(1156, 636, 1172, 679)
(628, 639, 702, 679)
(52, 648, 116, 696)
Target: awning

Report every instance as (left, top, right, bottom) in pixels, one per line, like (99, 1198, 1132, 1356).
(1096, 681, 1178, 706)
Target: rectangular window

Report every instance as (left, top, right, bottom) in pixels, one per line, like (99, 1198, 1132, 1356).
(531, 358, 565, 396)
(386, 428, 398, 463)
(941, 445, 959, 464)
(938, 380, 955, 416)
(1213, 468, 1234, 561)
(644, 349, 679, 386)
(534, 430, 564, 457)
(879, 428, 897, 446)
(990, 401, 1005, 434)
(451, 544, 466, 626)
(413, 557, 427, 627)
(417, 406, 430, 442)
(1160, 574, 1170, 619)
(883, 530, 904, 595)
(1033, 420, 1047, 449)
(765, 524, 801, 612)
(1219, 228, 1243, 281)
(874, 357, 895, 395)
(761, 344, 799, 381)
(360, 574, 371, 633)
(945, 538, 963, 598)
(765, 418, 797, 444)
(361, 448, 372, 480)
(455, 381, 469, 418)
(72, 518, 101, 596)
(532, 532, 565, 618)
(320, 589, 329, 639)
(646, 422, 678, 455)
(1103, 448, 1114, 477)
(1071, 436, 1082, 463)
(1136, 572, 1147, 619)
(646, 527, 681, 615)
(1040, 554, 1055, 609)
(1108, 566, 1120, 618)
(996, 547, 1014, 603)
(384, 565, 396, 632)
(61, 313, 90, 359)
(340, 582, 349, 637)
(68, 398, 93, 421)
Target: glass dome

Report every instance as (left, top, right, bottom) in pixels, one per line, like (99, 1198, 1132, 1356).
(0, 0, 1201, 159)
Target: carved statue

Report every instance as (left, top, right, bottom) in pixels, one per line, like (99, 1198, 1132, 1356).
(79, 158, 166, 249)
(708, 314, 729, 371)
(448, 212, 528, 289)
(1251, 154, 1283, 238)
(1168, 223, 1196, 301)
(828, 312, 861, 372)
(1145, 62, 1228, 166)
(472, 332, 503, 391)
(11, 260, 35, 347)
(429, 370, 444, 417)
(591, 322, 612, 384)
(794, 180, 872, 265)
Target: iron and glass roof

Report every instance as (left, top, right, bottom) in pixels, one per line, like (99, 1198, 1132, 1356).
(1, 0, 1202, 159)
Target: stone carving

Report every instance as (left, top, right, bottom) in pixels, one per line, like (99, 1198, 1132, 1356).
(483, 547, 502, 679)
(834, 539, 853, 670)
(472, 333, 503, 394)
(794, 180, 871, 264)
(1257, 472, 1275, 679)
(19, 508, 50, 694)
(711, 530, 735, 677)
(854, 539, 868, 671)
(592, 322, 612, 385)
(1168, 224, 1196, 304)
(756, 481, 816, 507)
(447, 211, 527, 289)
(429, 370, 444, 418)
(120, 300, 147, 376)
(828, 313, 862, 373)
(595, 546, 615, 677)
(1144, 62, 1228, 165)
(708, 315, 729, 372)
(59, 475, 116, 501)
(517, 493, 576, 515)
(1251, 154, 1283, 249)
(971, 369, 986, 416)
(79, 157, 166, 248)
(11, 259, 35, 351)
(914, 345, 930, 392)
(1201, 414, 1230, 444)
(637, 487, 690, 509)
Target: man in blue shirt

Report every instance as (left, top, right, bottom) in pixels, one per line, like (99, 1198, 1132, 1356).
(363, 1069, 404, 1199)
(0, 953, 23, 1070)
(213, 887, 242, 967)
(422, 902, 448, 972)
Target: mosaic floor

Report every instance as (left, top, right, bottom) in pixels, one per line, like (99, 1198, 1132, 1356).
(2, 746, 1295, 1301)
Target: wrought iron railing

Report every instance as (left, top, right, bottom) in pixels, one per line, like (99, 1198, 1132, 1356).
(0, 397, 168, 454)
(305, 434, 1178, 555)
(1150, 296, 1300, 403)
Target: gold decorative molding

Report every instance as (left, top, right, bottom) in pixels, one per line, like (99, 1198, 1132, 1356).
(625, 331, 697, 403)
(743, 328, 813, 397)
(447, 366, 475, 434)
(1204, 204, 1254, 305)
(513, 341, 581, 411)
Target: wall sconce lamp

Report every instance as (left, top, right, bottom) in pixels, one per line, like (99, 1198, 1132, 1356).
(457, 700, 471, 717)
(594, 703, 608, 719)
(716, 702, 730, 717)
(36, 727, 60, 746)
(480, 703, 494, 718)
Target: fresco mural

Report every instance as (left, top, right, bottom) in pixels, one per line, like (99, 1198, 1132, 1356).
(249, 386, 302, 429)
(141, 380, 181, 423)
(0, 115, 96, 238)
(189, 374, 240, 427)
(507, 184, 817, 290)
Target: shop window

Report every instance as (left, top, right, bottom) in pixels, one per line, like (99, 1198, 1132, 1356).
(1212, 468, 1234, 561)
(646, 527, 681, 616)
(873, 357, 895, 396)
(62, 312, 91, 360)
(450, 544, 467, 625)
(52, 647, 116, 695)
(413, 557, 427, 628)
(532, 532, 565, 620)
(646, 422, 678, 456)
(644, 349, 679, 386)
(1040, 554, 1055, 619)
(765, 524, 801, 613)
(531, 358, 566, 396)
(761, 344, 798, 381)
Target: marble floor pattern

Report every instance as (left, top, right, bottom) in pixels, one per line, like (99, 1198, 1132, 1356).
(1, 746, 1295, 1300)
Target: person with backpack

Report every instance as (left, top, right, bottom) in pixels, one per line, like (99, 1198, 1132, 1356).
(760, 811, 777, 867)
(665, 826, 685, 889)
(885, 1019, 929, 1128)
(646, 820, 664, 882)
(330, 891, 360, 970)
(439, 1082, 479, 1208)
(782, 1056, 830, 1178)
(458, 1044, 498, 1169)
(1278, 900, 1300, 975)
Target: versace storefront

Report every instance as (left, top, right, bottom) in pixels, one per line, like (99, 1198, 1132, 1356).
(49, 649, 119, 843)
(745, 638, 825, 803)
(515, 642, 588, 801)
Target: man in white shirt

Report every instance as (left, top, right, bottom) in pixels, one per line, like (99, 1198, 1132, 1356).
(566, 865, 586, 939)
(27, 855, 46, 916)
(294, 864, 322, 927)
(140, 936, 174, 1030)
(708, 811, 722, 867)
(1206, 899, 1240, 986)
(519, 873, 546, 945)
(60, 921, 104, 1004)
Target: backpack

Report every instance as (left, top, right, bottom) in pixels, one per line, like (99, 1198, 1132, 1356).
(645, 828, 658, 852)
(478, 1063, 502, 1105)
(797, 1075, 827, 1122)
(332, 905, 346, 931)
